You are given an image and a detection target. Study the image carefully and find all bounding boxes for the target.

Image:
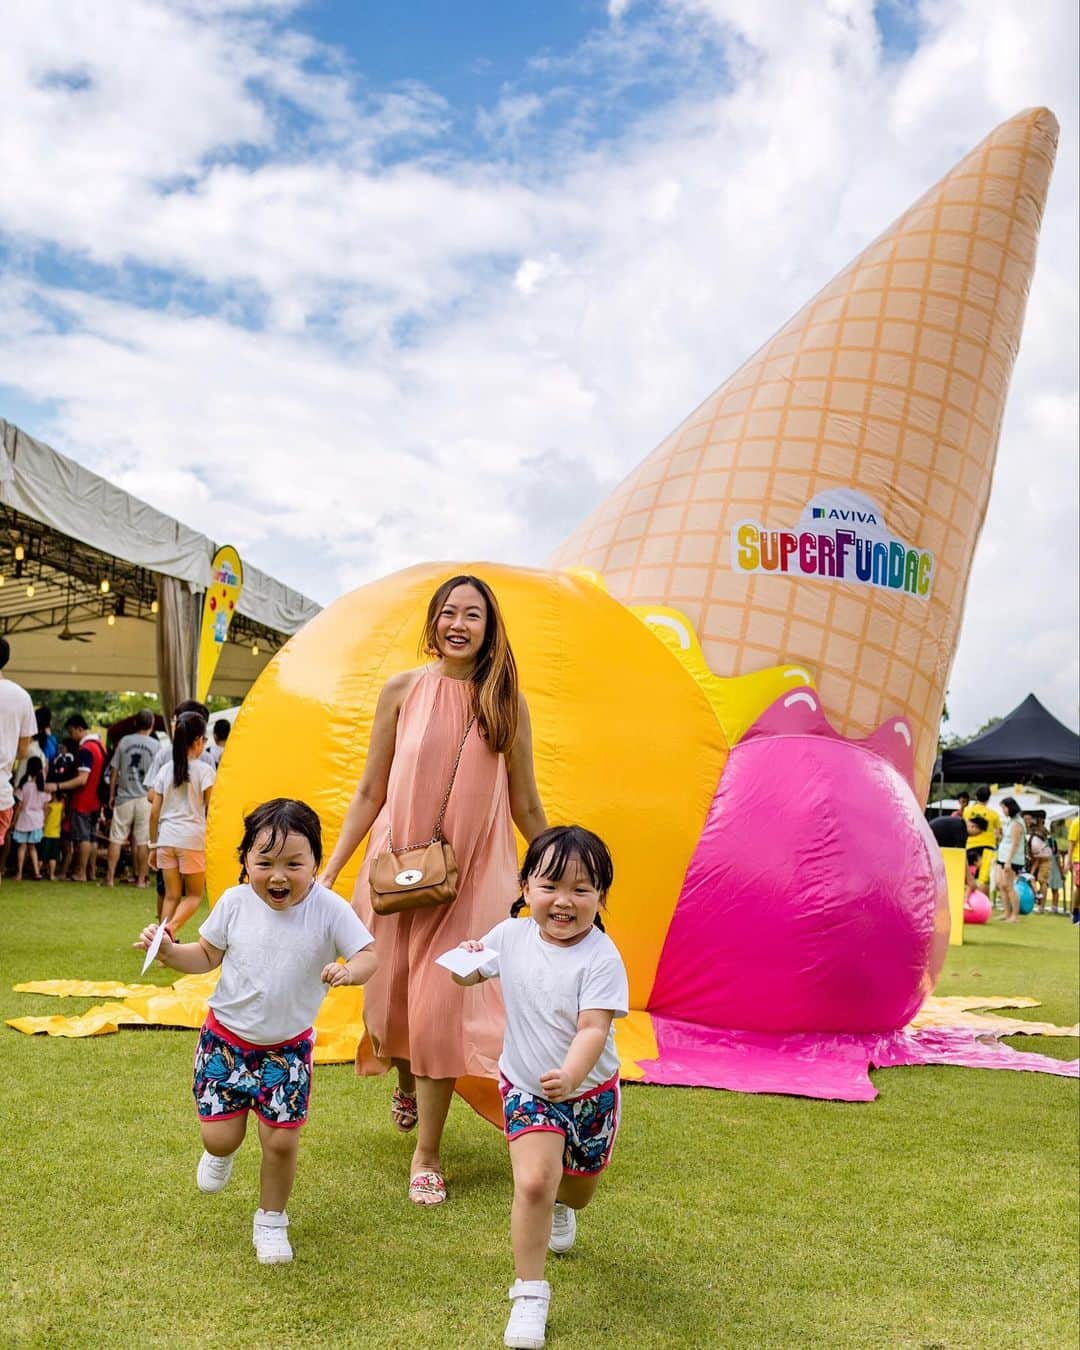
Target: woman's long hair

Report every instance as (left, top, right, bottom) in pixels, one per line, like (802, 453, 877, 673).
(421, 574, 518, 754)
(172, 712, 206, 787)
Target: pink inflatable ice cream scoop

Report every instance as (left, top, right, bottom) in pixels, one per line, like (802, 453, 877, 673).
(648, 690, 950, 1034)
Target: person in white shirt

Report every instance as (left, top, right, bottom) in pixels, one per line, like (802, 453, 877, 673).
(451, 825, 628, 1350)
(148, 712, 216, 935)
(207, 717, 230, 767)
(0, 637, 37, 874)
(146, 698, 213, 909)
(135, 798, 377, 1265)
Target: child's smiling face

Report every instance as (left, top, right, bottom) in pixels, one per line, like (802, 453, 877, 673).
(245, 829, 318, 911)
(523, 852, 604, 947)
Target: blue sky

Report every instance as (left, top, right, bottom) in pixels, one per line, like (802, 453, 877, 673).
(0, 0, 1076, 734)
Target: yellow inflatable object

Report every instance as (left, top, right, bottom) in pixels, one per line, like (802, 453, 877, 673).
(9, 987, 1076, 1053)
(941, 847, 966, 946)
(630, 603, 816, 744)
(552, 108, 1059, 798)
(208, 562, 728, 1010)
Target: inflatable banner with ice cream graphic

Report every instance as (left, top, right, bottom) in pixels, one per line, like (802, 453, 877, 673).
(195, 108, 1073, 1102)
(19, 111, 1074, 1100)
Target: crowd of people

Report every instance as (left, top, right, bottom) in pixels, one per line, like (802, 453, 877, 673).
(0, 637, 231, 890)
(929, 785, 1079, 923)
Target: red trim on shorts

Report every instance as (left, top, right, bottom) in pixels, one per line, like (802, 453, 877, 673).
(205, 1009, 313, 1052)
(506, 1124, 565, 1142)
(253, 1110, 307, 1129)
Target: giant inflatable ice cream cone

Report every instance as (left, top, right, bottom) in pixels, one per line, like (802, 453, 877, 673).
(552, 108, 1059, 796)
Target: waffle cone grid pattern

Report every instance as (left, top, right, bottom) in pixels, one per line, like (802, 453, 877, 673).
(552, 110, 1058, 793)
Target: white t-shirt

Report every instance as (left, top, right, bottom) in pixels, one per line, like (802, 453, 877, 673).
(0, 677, 37, 810)
(200, 882, 375, 1044)
(151, 758, 216, 849)
(479, 918, 629, 1098)
(149, 741, 215, 785)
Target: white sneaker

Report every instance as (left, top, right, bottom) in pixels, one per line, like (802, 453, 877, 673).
(252, 1209, 293, 1264)
(196, 1149, 237, 1194)
(504, 1280, 550, 1349)
(548, 1201, 577, 1254)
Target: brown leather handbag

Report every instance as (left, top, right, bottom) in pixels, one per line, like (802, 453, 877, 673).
(368, 717, 475, 916)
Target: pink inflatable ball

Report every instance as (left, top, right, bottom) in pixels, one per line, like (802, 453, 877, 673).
(964, 891, 992, 925)
(648, 690, 951, 1035)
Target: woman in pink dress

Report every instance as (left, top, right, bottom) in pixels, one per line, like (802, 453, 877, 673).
(321, 575, 547, 1205)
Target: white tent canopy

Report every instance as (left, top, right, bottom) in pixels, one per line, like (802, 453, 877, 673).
(0, 419, 321, 697)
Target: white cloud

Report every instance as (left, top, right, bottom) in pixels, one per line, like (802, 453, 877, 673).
(0, 0, 1076, 738)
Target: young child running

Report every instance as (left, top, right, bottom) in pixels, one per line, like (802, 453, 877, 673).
(148, 711, 215, 935)
(452, 824, 628, 1350)
(12, 756, 53, 880)
(135, 798, 377, 1263)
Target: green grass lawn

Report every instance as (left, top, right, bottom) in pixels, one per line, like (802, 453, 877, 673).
(2, 881, 1077, 1348)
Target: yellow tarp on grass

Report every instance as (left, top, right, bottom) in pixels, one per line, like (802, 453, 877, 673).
(8, 983, 1076, 1069)
(8, 971, 367, 1064)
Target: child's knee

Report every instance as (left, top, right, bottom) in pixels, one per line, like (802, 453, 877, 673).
(201, 1117, 246, 1155)
(557, 1173, 600, 1210)
(512, 1153, 563, 1206)
(260, 1123, 300, 1158)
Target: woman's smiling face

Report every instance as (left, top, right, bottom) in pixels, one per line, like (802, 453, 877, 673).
(435, 583, 488, 664)
(245, 829, 318, 910)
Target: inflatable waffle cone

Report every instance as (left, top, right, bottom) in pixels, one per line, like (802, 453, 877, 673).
(552, 108, 1058, 796)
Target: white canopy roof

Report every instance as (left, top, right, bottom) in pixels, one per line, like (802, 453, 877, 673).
(1, 420, 319, 635)
(0, 419, 321, 696)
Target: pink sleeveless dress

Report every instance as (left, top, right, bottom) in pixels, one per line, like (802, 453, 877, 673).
(352, 670, 517, 1096)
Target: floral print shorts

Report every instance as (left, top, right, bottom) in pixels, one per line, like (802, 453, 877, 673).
(193, 1012, 313, 1128)
(500, 1072, 621, 1175)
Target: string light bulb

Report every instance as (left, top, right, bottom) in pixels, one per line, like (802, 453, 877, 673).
(25, 583, 35, 598)
(14, 544, 25, 561)
(150, 599, 159, 615)
(107, 613, 116, 627)
(100, 578, 110, 594)
(0, 574, 5, 587)
(251, 643, 259, 656)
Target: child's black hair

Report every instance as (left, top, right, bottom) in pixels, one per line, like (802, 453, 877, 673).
(237, 798, 322, 881)
(970, 813, 988, 833)
(171, 712, 207, 787)
(511, 824, 613, 930)
(19, 755, 45, 793)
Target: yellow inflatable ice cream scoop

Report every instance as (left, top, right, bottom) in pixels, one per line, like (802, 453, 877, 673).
(206, 562, 726, 1011)
(551, 108, 1059, 798)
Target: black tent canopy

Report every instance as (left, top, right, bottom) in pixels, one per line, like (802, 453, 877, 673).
(940, 694, 1080, 789)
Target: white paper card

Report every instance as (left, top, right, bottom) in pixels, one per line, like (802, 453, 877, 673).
(434, 946, 497, 978)
(140, 923, 168, 975)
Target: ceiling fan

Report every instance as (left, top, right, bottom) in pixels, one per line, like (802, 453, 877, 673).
(56, 583, 95, 643)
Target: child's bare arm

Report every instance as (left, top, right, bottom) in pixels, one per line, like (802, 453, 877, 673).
(450, 938, 490, 987)
(147, 792, 162, 864)
(321, 943, 378, 987)
(134, 924, 223, 974)
(540, 1009, 614, 1102)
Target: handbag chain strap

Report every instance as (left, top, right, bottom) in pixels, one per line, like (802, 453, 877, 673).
(387, 715, 476, 853)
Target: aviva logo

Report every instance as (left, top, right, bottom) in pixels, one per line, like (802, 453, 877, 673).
(731, 490, 934, 600)
(812, 506, 879, 525)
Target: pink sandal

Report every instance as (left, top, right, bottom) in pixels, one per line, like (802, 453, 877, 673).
(390, 1086, 418, 1132)
(408, 1170, 447, 1206)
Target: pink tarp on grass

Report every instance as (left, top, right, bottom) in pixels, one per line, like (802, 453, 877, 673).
(632, 1013, 1079, 1101)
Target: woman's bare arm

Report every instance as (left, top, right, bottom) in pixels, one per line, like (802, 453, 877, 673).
(321, 672, 416, 889)
(507, 693, 547, 844)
